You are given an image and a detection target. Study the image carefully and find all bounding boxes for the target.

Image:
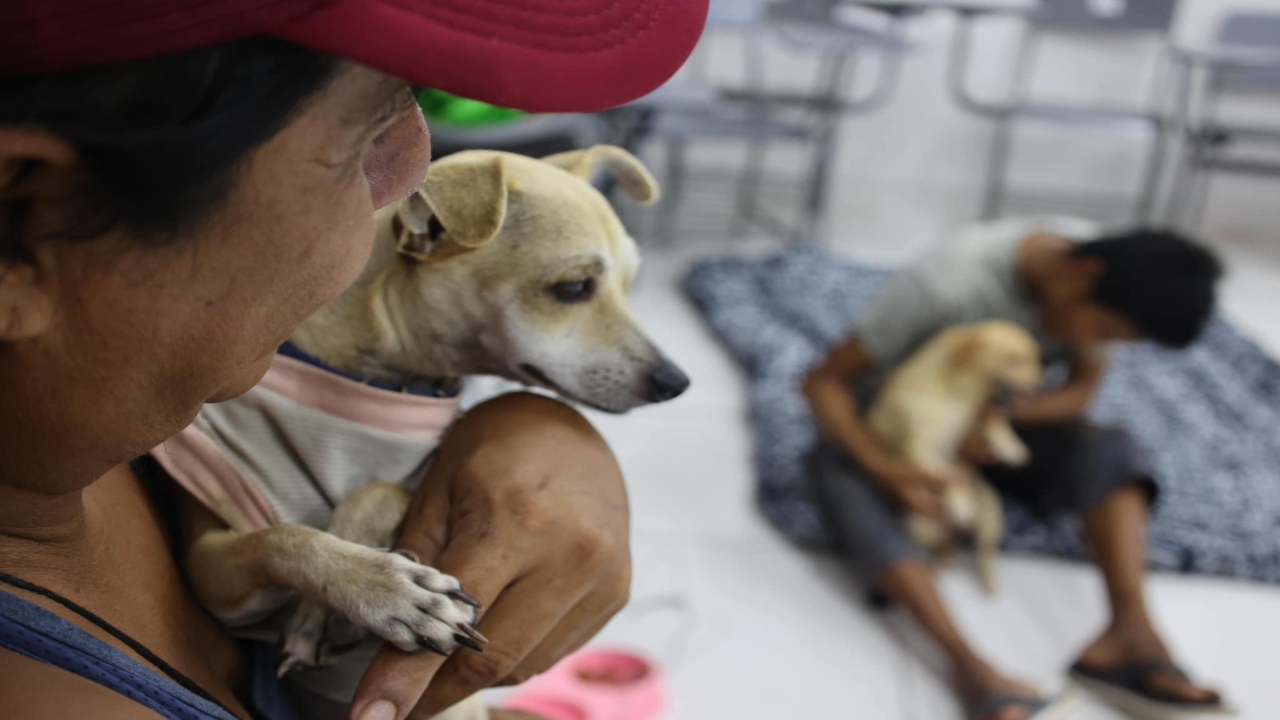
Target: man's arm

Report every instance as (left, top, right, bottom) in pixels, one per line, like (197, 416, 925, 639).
(1012, 353, 1108, 425)
(803, 337, 949, 518)
(802, 337, 895, 476)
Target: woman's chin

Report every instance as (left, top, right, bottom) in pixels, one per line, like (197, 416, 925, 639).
(208, 353, 275, 403)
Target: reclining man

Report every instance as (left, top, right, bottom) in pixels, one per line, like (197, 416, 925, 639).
(804, 218, 1226, 720)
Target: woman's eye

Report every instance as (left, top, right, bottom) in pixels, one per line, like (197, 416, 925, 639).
(550, 278, 596, 304)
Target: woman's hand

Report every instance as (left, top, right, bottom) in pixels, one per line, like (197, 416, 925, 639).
(351, 393, 632, 720)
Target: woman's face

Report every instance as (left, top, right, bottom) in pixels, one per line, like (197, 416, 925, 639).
(1, 65, 431, 474)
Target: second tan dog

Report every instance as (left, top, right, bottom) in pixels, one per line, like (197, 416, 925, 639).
(866, 320, 1042, 592)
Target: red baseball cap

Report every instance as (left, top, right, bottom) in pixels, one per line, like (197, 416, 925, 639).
(1, 0, 709, 112)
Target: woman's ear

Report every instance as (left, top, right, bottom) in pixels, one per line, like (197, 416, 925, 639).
(0, 127, 79, 342)
(0, 127, 78, 200)
(0, 262, 56, 341)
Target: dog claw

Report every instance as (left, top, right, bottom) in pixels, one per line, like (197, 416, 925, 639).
(454, 634, 485, 653)
(393, 548, 421, 564)
(459, 623, 489, 645)
(449, 589, 482, 609)
(277, 654, 308, 679)
(417, 635, 450, 657)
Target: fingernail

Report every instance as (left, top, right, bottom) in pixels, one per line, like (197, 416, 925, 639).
(358, 700, 398, 720)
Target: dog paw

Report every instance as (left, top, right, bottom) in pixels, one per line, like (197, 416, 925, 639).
(315, 546, 487, 656)
(992, 439, 1031, 467)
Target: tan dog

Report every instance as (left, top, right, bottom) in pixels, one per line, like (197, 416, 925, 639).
(172, 146, 687, 715)
(866, 320, 1042, 592)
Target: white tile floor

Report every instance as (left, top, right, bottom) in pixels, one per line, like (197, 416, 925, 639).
(554, 181, 1280, 720)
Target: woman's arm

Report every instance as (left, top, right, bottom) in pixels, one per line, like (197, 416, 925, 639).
(352, 392, 632, 720)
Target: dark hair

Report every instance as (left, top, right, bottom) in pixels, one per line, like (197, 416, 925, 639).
(0, 38, 341, 259)
(1072, 228, 1223, 349)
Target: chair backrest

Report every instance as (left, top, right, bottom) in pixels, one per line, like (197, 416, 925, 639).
(1215, 13, 1280, 92)
(1220, 13, 1280, 49)
(706, 0, 770, 28)
(1034, 0, 1178, 34)
(766, 0, 906, 53)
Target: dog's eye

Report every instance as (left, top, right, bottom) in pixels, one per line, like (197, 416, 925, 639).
(551, 278, 596, 304)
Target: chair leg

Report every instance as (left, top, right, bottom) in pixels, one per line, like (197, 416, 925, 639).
(1184, 159, 1213, 233)
(1135, 121, 1167, 224)
(805, 136, 834, 243)
(1164, 139, 1201, 230)
(731, 137, 767, 239)
(802, 52, 855, 243)
(657, 136, 686, 247)
(981, 113, 1016, 220)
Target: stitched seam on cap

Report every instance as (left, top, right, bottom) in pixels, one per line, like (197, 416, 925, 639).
(381, 0, 662, 54)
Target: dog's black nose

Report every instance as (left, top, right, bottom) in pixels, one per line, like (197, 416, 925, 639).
(646, 361, 690, 402)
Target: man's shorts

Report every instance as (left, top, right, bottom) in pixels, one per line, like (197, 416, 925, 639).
(807, 422, 1157, 590)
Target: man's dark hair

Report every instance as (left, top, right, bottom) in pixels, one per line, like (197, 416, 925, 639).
(1072, 228, 1223, 349)
(0, 38, 340, 259)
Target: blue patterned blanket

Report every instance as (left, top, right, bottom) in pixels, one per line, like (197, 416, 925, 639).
(684, 248, 1280, 584)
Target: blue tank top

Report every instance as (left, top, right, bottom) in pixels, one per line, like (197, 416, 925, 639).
(0, 585, 298, 720)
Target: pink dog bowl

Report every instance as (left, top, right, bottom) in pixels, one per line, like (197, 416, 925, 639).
(499, 648, 666, 720)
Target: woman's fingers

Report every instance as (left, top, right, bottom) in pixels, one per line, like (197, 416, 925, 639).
(496, 582, 629, 688)
(351, 522, 518, 720)
(414, 527, 619, 712)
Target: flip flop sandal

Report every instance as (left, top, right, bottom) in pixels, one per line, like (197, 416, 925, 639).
(1070, 659, 1237, 718)
(968, 692, 1078, 720)
(499, 647, 666, 720)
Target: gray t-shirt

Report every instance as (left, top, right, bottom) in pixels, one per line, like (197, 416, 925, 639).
(854, 216, 1103, 406)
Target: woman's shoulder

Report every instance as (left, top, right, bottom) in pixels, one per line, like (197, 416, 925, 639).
(0, 647, 168, 719)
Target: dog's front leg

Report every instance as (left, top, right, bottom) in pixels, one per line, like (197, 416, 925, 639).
(983, 415, 1030, 467)
(186, 513, 483, 659)
(279, 482, 426, 673)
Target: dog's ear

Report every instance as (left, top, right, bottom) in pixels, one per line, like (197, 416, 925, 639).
(397, 155, 509, 261)
(394, 191, 444, 260)
(949, 329, 984, 368)
(542, 145, 660, 205)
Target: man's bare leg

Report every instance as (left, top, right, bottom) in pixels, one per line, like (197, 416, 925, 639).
(1077, 483, 1221, 703)
(882, 560, 1039, 720)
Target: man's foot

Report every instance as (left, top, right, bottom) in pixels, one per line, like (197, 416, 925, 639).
(956, 660, 1046, 720)
(1076, 620, 1221, 704)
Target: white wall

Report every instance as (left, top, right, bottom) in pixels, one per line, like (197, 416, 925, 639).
(689, 0, 1280, 200)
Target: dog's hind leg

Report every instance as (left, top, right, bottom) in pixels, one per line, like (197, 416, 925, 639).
(972, 478, 1004, 595)
(279, 482, 416, 673)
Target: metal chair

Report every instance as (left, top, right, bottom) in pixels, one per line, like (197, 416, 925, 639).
(1161, 13, 1280, 230)
(949, 0, 1179, 221)
(614, 0, 908, 244)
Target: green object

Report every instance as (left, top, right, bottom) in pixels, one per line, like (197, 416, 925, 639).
(416, 89, 527, 127)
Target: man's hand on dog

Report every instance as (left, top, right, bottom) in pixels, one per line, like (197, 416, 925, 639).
(873, 459, 950, 519)
(351, 392, 631, 720)
(959, 425, 998, 467)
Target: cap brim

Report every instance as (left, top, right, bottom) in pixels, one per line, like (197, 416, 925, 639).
(276, 0, 708, 113)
